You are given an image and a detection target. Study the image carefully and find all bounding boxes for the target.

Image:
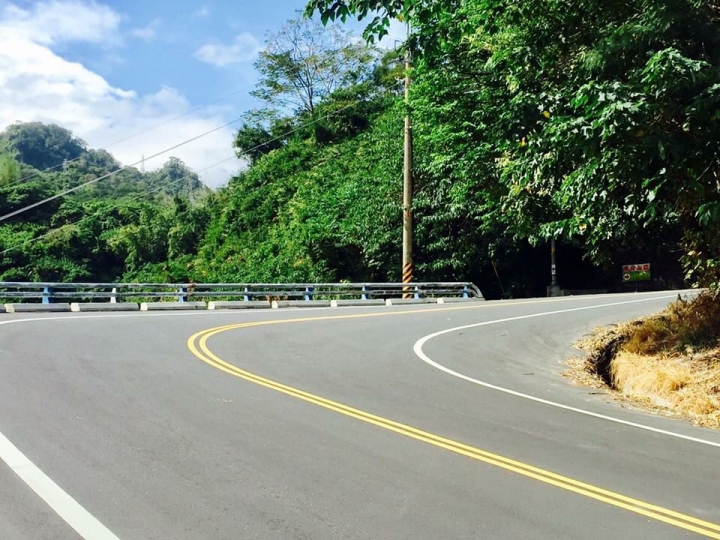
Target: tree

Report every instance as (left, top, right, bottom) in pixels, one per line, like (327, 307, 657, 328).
(1, 122, 87, 171)
(304, 0, 461, 53)
(233, 120, 286, 164)
(0, 154, 21, 186)
(146, 157, 208, 200)
(305, 0, 405, 41)
(448, 0, 720, 285)
(77, 149, 121, 173)
(252, 17, 377, 117)
(307, 0, 720, 288)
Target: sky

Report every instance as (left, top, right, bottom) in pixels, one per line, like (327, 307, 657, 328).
(0, 0, 405, 187)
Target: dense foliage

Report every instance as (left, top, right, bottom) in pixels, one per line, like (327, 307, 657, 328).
(307, 0, 720, 289)
(4, 3, 719, 296)
(0, 123, 209, 282)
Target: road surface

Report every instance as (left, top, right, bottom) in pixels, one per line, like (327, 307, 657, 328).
(1, 291, 719, 539)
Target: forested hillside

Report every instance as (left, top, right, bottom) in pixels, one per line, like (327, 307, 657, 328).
(3, 0, 719, 298)
(304, 0, 720, 295)
(0, 123, 209, 282)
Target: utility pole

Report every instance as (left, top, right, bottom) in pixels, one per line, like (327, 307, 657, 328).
(402, 24, 414, 297)
(141, 154, 145, 174)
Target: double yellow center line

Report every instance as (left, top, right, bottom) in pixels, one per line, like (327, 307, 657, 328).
(187, 307, 720, 539)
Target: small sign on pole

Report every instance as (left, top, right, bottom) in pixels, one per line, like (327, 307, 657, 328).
(622, 263, 651, 282)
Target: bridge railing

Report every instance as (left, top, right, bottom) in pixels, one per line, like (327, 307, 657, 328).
(0, 282, 483, 304)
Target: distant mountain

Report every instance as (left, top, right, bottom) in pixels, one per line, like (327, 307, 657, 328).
(0, 121, 213, 283)
(1, 122, 86, 172)
(0, 121, 209, 200)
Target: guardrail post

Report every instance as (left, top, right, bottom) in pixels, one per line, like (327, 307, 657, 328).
(42, 286, 53, 304)
(304, 286, 314, 301)
(110, 288, 118, 304)
(361, 286, 368, 300)
(178, 286, 186, 303)
(244, 287, 250, 302)
(463, 285, 469, 299)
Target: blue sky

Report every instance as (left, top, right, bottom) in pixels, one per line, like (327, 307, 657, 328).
(0, 0, 402, 186)
(79, 0, 307, 104)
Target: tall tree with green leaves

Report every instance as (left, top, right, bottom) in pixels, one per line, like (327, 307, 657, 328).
(253, 17, 377, 117)
(0, 154, 21, 187)
(307, 0, 720, 287)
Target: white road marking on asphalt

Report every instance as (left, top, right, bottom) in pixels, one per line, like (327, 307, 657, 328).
(0, 301, 450, 539)
(0, 289, 698, 326)
(0, 290, 712, 539)
(413, 294, 720, 449)
(0, 431, 121, 540)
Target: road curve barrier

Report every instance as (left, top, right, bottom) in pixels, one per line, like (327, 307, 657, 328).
(4, 303, 72, 313)
(1, 282, 484, 313)
(70, 302, 140, 312)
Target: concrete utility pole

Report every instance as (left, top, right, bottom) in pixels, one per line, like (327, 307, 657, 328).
(402, 25, 414, 297)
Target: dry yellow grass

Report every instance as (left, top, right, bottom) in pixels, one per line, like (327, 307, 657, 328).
(563, 354, 608, 389)
(566, 291, 720, 428)
(611, 350, 720, 427)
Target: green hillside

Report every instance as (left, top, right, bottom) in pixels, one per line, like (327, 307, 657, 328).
(3, 1, 719, 297)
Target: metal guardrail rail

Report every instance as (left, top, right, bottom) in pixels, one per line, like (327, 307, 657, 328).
(0, 282, 483, 304)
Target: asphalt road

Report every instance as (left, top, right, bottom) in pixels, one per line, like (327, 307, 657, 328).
(1, 291, 720, 539)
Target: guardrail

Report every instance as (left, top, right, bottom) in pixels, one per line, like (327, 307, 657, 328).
(0, 282, 483, 304)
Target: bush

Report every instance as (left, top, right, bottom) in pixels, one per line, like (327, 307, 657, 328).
(624, 291, 720, 355)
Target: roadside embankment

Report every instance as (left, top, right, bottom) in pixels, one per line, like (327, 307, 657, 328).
(567, 291, 720, 427)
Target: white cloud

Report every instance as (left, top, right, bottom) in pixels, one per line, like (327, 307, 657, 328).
(131, 19, 160, 41)
(0, 1, 241, 187)
(193, 5, 210, 18)
(1, 0, 123, 46)
(194, 32, 261, 68)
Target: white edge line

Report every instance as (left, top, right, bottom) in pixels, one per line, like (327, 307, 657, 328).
(0, 431, 121, 540)
(0, 290, 711, 540)
(0, 289, 699, 326)
(413, 294, 720, 449)
(0, 296, 492, 540)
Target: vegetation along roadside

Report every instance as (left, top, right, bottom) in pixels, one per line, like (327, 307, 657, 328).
(567, 292, 720, 428)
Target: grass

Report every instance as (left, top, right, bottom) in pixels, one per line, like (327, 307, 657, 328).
(569, 291, 720, 428)
(611, 350, 720, 427)
(623, 292, 720, 355)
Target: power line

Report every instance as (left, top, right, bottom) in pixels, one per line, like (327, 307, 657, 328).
(0, 116, 245, 223)
(4, 87, 252, 187)
(0, 155, 238, 257)
(0, 101, 360, 256)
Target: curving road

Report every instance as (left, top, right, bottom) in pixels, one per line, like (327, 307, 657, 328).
(1, 291, 719, 539)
